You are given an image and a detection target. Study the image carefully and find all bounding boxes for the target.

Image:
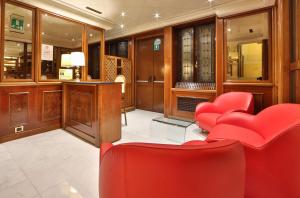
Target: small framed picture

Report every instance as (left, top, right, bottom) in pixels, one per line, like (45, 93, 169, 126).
(10, 14, 25, 34)
(59, 69, 73, 80)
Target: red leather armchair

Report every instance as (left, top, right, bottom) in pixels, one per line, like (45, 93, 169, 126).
(100, 140, 245, 198)
(195, 92, 254, 132)
(208, 104, 300, 198)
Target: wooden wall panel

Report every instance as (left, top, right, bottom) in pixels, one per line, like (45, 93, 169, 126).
(63, 82, 121, 147)
(9, 92, 29, 126)
(223, 84, 273, 113)
(64, 85, 97, 138)
(42, 90, 62, 122)
(0, 84, 62, 143)
(170, 89, 216, 120)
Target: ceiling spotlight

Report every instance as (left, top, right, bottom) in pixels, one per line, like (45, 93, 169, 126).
(72, 38, 75, 42)
(208, 0, 214, 2)
(121, 12, 126, 17)
(89, 33, 93, 37)
(120, 24, 125, 29)
(227, 28, 231, 32)
(42, 32, 45, 35)
(27, 23, 31, 27)
(154, 13, 160, 19)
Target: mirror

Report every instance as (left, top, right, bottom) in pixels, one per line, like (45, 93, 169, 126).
(40, 13, 83, 80)
(3, 3, 33, 80)
(87, 27, 102, 80)
(226, 12, 270, 81)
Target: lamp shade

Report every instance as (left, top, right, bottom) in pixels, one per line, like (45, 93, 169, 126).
(61, 54, 72, 67)
(71, 52, 85, 67)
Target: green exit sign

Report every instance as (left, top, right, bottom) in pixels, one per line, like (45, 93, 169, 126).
(10, 14, 24, 33)
(154, 38, 161, 51)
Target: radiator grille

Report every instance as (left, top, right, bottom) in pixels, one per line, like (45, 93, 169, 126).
(177, 97, 208, 112)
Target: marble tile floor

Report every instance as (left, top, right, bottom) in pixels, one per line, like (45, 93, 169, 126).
(0, 109, 206, 198)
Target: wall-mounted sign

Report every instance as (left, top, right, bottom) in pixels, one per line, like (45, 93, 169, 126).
(10, 14, 25, 33)
(154, 38, 161, 51)
(59, 69, 73, 80)
(41, 44, 54, 61)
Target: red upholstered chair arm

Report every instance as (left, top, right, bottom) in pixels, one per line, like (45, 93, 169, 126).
(195, 102, 218, 118)
(100, 143, 113, 163)
(216, 112, 258, 132)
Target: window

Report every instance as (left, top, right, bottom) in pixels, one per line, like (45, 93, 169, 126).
(3, 3, 34, 80)
(40, 13, 83, 80)
(105, 40, 129, 58)
(225, 12, 270, 81)
(175, 22, 216, 89)
(87, 27, 102, 80)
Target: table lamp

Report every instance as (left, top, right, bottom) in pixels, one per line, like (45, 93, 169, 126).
(61, 54, 72, 68)
(71, 52, 85, 82)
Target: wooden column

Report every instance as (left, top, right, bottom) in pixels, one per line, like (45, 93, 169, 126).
(276, 0, 290, 103)
(216, 18, 224, 96)
(164, 26, 173, 117)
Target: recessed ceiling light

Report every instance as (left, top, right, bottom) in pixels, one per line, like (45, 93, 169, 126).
(27, 23, 30, 27)
(70, 187, 78, 194)
(154, 13, 160, 19)
(72, 38, 75, 42)
(208, 0, 214, 2)
(44, 14, 48, 17)
(227, 28, 231, 32)
(120, 24, 125, 29)
(89, 33, 93, 37)
(42, 32, 45, 35)
(121, 12, 126, 17)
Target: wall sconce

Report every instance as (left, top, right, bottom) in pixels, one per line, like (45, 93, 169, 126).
(71, 52, 85, 82)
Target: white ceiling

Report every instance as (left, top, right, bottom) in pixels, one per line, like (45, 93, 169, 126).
(20, 0, 276, 40)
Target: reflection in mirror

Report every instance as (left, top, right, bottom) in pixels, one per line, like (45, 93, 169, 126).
(226, 12, 270, 81)
(87, 27, 101, 80)
(4, 3, 33, 80)
(41, 13, 83, 80)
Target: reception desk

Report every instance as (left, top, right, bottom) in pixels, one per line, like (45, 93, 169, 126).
(63, 82, 122, 147)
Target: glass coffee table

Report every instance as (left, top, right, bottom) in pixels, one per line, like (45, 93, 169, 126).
(151, 116, 195, 143)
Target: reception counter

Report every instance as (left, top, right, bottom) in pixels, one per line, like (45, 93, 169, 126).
(62, 82, 122, 147)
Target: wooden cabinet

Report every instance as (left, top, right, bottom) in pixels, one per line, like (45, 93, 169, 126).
(63, 82, 121, 147)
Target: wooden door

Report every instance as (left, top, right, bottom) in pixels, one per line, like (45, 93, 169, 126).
(153, 37, 164, 113)
(136, 38, 154, 111)
(136, 37, 164, 113)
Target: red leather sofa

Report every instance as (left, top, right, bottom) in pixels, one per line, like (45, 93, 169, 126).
(195, 92, 254, 132)
(100, 140, 245, 198)
(207, 104, 300, 198)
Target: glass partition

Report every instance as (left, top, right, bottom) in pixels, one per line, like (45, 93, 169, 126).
(3, 3, 33, 80)
(40, 13, 83, 80)
(87, 27, 102, 80)
(225, 12, 270, 81)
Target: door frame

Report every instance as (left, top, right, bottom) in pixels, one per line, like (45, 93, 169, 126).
(134, 32, 164, 111)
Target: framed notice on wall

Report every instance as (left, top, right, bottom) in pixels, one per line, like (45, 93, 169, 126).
(59, 69, 73, 80)
(41, 44, 54, 61)
(10, 14, 25, 33)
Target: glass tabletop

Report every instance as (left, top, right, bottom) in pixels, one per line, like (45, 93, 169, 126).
(152, 116, 194, 128)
